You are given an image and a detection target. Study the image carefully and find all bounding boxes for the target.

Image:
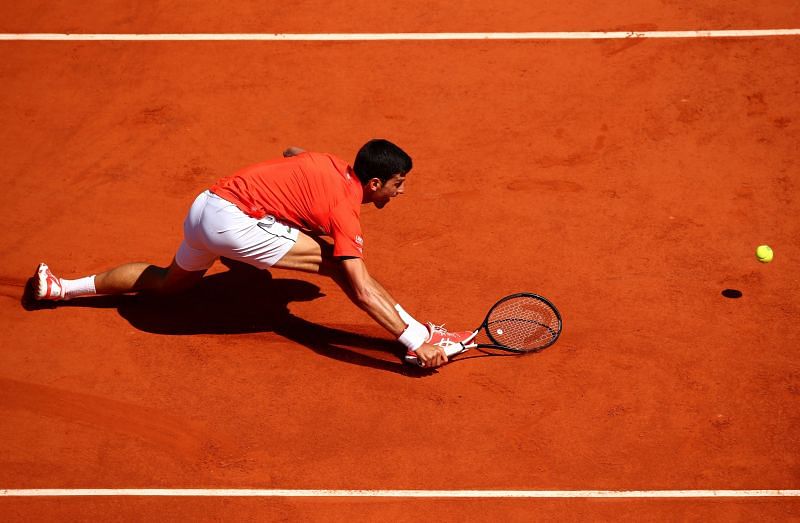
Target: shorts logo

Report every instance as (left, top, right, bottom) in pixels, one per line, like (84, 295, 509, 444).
(355, 235, 364, 245)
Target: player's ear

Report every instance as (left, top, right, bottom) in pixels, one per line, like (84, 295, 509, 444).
(367, 178, 383, 192)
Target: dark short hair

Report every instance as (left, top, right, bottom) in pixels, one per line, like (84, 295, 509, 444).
(353, 139, 412, 184)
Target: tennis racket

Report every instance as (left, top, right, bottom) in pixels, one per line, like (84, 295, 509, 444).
(440, 292, 562, 361)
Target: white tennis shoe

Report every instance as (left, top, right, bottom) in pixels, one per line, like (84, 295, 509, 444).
(404, 323, 475, 365)
(33, 263, 67, 300)
(426, 323, 475, 351)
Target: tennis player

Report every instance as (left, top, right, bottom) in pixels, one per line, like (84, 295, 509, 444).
(31, 139, 470, 368)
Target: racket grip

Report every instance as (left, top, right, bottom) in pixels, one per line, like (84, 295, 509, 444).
(443, 342, 468, 357)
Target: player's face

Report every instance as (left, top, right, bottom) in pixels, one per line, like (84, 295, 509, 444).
(372, 173, 406, 208)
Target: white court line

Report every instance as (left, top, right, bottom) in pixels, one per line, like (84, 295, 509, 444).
(1, 489, 800, 498)
(0, 29, 799, 41)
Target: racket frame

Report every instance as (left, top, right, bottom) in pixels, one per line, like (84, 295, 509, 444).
(459, 292, 562, 354)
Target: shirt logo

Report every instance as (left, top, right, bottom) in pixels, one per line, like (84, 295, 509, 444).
(355, 235, 364, 245)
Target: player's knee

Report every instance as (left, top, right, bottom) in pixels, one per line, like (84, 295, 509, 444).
(140, 263, 202, 295)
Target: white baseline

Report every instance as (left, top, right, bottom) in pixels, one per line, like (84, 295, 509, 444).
(1, 489, 800, 498)
(0, 29, 799, 41)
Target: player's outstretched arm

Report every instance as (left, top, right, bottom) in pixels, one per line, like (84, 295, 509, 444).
(339, 258, 447, 367)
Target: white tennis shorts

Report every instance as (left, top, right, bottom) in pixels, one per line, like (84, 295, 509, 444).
(175, 190, 300, 272)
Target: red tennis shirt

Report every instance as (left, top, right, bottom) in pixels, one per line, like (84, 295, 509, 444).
(210, 152, 365, 258)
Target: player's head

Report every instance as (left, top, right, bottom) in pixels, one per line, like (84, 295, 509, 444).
(355, 139, 412, 209)
(354, 139, 412, 183)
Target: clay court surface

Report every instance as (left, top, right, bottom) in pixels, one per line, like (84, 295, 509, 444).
(1, 1, 799, 520)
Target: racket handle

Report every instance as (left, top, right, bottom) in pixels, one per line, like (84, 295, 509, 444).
(443, 342, 468, 357)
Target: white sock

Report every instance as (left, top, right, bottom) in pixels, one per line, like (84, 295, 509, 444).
(395, 304, 428, 334)
(61, 275, 97, 299)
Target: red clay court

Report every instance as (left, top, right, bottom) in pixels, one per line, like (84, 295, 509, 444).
(1, 1, 799, 520)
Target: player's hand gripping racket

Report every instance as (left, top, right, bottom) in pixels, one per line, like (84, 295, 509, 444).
(447, 292, 562, 358)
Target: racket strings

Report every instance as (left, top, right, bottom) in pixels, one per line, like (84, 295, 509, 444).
(486, 296, 561, 351)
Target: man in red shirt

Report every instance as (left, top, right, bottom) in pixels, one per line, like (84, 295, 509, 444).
(31, 139, 470, 368)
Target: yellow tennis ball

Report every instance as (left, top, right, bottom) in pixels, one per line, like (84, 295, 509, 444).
(756, 245, 773, 263)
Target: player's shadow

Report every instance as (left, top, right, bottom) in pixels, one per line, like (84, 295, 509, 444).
(27, 260, 425, 375)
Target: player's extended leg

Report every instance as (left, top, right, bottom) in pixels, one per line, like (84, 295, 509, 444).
(32, 191, 220, 302)
(93, 258, 206, 295)
(32, 259, 207, 301)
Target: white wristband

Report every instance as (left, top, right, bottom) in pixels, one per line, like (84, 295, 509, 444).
(398, 321, 429, 351)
